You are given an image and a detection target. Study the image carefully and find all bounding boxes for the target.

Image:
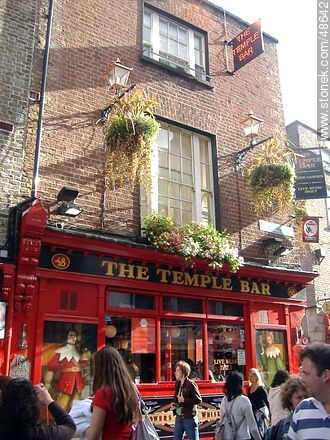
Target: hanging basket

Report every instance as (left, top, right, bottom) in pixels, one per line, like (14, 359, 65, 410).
(104, 89, 160, 190)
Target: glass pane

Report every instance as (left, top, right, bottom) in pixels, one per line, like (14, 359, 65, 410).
(201, 164, 210, 189)
(171, 170, 181, 183)
(160, 35, 168, 51)
(169, 206, 180, 224)
(179, 28, 187, 44)
(163, 297, 202, 313)
(108, 291, 155, 310)
(181, 185, 193, 201)
(182, 133, 192, 158)
(255, 330, 288, 387)
(159, 150, 168, 167)
(194, 34, 202, 50)
(182, 173, 193, 186)
(199, 139, 209, 162)
(143, 28, 151, 43)
(161, 320, 203, 381)
(208, 323, 245, 381)
(159, 179, 169, 196)
(171, 155, 181, 172)
(42, 321, 97, 411)
(159, 19, 168, 35)
(209, 302, 244, 316)
(169, 23, 177, 40)
(178, 43, 188, 59)
(157, 128, 168, 149)
(159, 166, 169, 179)
(106, 316, 156, 384)
(182, 210, 192, 225)
(169, 129, 180, 155)
(201, 193, 210, 222)
(182, 158, 192, 175)
(182, 201, 192, 212)
(143, 11, 151, 28)
(169, 38, 178, 56)
(159, 195, 169, 209)
(169, 182, 180, 198)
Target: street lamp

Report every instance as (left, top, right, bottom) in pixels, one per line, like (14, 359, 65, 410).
(97, 59, 135, 124)
(235, 113, 273, 168)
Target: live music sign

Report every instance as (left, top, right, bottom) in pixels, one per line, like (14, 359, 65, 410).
(229, 19, 264, 72)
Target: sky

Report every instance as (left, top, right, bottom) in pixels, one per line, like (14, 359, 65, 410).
(210, 0, 316, 130)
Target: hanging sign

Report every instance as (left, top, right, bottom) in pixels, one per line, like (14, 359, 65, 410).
(295, 149, 327, 199)
(302, 217, 320, 243)
(229, 19, 264, 72)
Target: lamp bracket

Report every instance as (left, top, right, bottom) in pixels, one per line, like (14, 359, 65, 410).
(97, 83, 137, 125)
(235, 136, 273, 168)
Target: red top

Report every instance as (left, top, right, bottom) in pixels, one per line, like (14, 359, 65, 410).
(93, 386, 133, 440)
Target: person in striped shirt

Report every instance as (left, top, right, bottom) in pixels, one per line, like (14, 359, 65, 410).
(287, 342, 330, 440)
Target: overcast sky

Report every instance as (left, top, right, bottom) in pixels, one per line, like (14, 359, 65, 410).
(210, 0, 316, 130)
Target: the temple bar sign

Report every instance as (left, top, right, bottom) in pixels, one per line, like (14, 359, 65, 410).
(229, 19, 264, 72)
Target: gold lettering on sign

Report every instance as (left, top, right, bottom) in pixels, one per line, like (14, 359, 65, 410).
(118, 263, 135, 279)
(184, 273, 200, 287)
(172, 271, 184, 285)
(157, 268, 171, 283)
(240, 280, 250, 293)
(136, 265, 149, 280)
(222, 278, 233, 291)
(102, 261, 118, 276)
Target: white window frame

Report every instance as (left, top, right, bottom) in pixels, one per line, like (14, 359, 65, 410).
(141, 123, 215, 225)
(143, 6, 207, 80)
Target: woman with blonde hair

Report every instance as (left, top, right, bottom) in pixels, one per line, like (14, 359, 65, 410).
(248, 368, 270, 438)
(87, 347, 139, 440)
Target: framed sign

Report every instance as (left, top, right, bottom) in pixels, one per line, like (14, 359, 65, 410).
(0, 302, 6, 339)
(302, 217, 319, 243)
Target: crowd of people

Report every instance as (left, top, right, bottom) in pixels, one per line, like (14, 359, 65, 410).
(0, 342, 328, 439)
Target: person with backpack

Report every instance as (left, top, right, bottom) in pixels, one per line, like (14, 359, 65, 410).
(248, 368, 270, 438)
(218, 371, 261, 440)
(264, 375, 308, 440)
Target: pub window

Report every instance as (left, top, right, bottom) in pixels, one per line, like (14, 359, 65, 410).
(163, 296, 203, 314)
(161, 320, 203, 381)
(106, 316, 156, 384)
(143, 6, 209, 81)
(41, 321, 97, 411)
(208, 301, 243, 317)
(140, 122, 215, 226)
(208, 323, 245, 381)
(108, 291, 156, 310)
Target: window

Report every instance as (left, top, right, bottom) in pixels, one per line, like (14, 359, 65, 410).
(143, 6, 208, 81)
(141, 123, 215, 225)
(108, 291, 156, 310)
(163, 296, 203, 313)
(209, 301, 244, 317)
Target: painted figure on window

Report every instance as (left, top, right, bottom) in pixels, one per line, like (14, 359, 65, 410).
(259, 331, 285, 387)
(44, 329, 91, 411)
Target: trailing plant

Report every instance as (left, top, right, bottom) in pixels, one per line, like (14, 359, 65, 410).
(143, 212, 243, 272)
(104, 88, 160, 189)
(248, 138, 295, 214)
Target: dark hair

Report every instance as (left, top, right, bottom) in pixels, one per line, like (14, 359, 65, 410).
(280, 375, 307, 411)
(300, 342, 330, 375)
(0, 376, 10, 395)
(175, 361, 191, 378)
(0, 378, 39, 439)
(271, 369, 289, 388)
(224, 371, 243, 401)
(93, 347, 138, 424)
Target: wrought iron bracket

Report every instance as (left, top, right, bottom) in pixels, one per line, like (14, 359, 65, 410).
(235, 136, 274, 168)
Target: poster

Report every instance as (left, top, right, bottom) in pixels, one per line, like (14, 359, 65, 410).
(256, 329, 287, 387)
(131, 317, 155, 353)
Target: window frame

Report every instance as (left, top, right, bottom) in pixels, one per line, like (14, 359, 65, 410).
(141, 120, 218, 227)
(142, 3, 211, 83)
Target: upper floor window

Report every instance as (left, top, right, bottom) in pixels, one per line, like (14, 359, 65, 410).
(143, 6, 208, 81)
(141, 123, 215, 225)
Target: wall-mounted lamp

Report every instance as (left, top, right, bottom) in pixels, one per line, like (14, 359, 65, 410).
(105, 315, 117, 338)
(97, 59, 135, 124)
(314, 248, 326, 265)
(235, 113, 273, 168)
(263, 237, 293, 257)
(54, 186, 83, 217)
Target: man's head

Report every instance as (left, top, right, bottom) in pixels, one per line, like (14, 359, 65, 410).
(299, 342, 330, 402)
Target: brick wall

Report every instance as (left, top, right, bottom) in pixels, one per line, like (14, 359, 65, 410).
(20, 0, 296, 262)
(0, 0, 38, 248)
(286, 121, 330, 342)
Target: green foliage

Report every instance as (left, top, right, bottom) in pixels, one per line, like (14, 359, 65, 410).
(143, 212, 243, 272)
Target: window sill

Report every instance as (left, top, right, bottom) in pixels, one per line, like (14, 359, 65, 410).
(141, 54, 214, 89)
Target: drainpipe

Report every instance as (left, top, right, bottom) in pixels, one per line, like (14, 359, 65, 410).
(31, 0, 54, 198)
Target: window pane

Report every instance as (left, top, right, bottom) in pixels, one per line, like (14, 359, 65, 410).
(209, 302, 244, 316)
(163, 297, 202, 313)
(169, 39, 178, 56)
(169, 206, 180, 224)
(159, 19, 168, 35)
(143, 28, 151, 43)
(159, 150, 168, 167)
(42, 321, 97, 408)
(159, 166, 169, 179)
(171, 170, 181, 183)
(201, 192, 210, 222)
(169, 23, 177, 40)
(108, 291, 155, 310)
(182, 133, 192, 158)
(201, 164, 210, 189)
(169, 182, 180, 198)
(181, 185, 193, 201)
(208, 323, 245, 381)
(158, 128, 168, 149)
(171, 154, 181, 172)
(161, 320, 203, 381)
(159, 179, 169, 196)
(182, 210, 192, 225)
(106, 316, 156, 384)
(182, 172, 193, 186)
(169, 129, 180, 155)
(182, 158, 192, 175)
(160, 35, 168, 51)
(179, 28, 187, 44)
(178, 43, 188, 59)
(143, 11, 151, 28)
(200, 139, 209, 162)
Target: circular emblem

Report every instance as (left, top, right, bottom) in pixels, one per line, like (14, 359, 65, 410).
(287, 287, 297, 297)
(140, 318, 148, 328)
(303, 219, 318, 237)
(322, 301, 330, 314)
(51, 253, 70, 270)
(301, 336, 309, 346)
